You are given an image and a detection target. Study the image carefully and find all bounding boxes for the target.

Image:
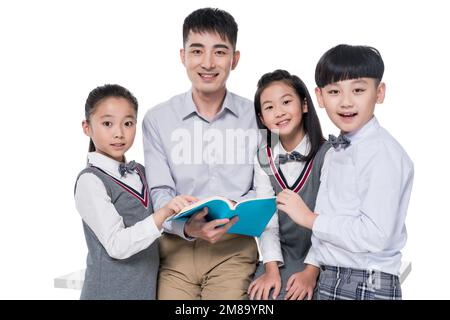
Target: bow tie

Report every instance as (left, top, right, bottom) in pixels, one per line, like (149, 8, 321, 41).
(276, 151, 303, 164)
(118, 160, 137, 177)
(329, 134, 351, 149)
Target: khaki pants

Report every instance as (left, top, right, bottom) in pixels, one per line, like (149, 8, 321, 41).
(157, 233, 258, 300)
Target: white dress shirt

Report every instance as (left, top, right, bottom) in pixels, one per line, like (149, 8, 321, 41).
(305, 117, 414, 275)
(254, 134, 329, 266)
(143, 90, 258, 239)
(74, 152, 161, 260)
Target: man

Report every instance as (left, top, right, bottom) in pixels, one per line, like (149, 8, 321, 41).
(143, 7, 259, 300)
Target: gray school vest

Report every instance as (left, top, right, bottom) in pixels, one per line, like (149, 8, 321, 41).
(257, 142, 331, 267)
(75, 163, 158, 300)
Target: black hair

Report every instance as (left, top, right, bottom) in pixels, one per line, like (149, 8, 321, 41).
(315, 44, 384, 88)
(254, 69, 324, 161)
(84, 84, 138, 152)
(183, 7, 238, 50)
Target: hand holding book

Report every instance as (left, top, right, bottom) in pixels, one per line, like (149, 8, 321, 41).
(184, 207, 239, 243)
(171, 196, 277, 237)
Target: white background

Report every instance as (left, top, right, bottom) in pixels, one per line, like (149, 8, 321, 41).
(0, 0, 448, 299)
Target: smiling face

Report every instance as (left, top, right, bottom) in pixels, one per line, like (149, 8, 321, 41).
(82, 97, 137, 162)
(180, 31, 240, 99)
(315, 77, 385, 134)
(259, 81, 307, 147)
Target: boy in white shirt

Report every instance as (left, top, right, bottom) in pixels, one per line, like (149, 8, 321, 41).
(277, 44, 414, 300)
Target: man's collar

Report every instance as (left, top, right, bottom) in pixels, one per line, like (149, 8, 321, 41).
(179, 89, 239, 121)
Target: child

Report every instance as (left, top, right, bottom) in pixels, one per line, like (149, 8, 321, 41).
(248, 70, 331, 300)
(75, 84, 196, 299)
(277, 45, 414, 300)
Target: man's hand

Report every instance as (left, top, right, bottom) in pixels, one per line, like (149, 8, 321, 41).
(184, 208, 239, 243)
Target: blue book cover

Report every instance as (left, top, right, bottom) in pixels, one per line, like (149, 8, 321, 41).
(169, 196, 277, 237)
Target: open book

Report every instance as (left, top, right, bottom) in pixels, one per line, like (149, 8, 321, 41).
(169, 196, 277, 237)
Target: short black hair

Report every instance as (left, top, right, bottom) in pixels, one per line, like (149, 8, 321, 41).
(183, 8, 238, 50)
(254, 69, 325, 161)
(84, 84, 138, 152)
(315, 44, 384, 88)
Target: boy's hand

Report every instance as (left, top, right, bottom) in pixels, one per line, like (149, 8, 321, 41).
(284, 265, 319, 300)
(184, 208, 238, 243)
(276, 189, 316, 229)
(248, 262, 281, 300)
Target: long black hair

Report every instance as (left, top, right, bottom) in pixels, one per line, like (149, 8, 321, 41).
(84, 84, 138, 152)
(254, 69, 324, 161)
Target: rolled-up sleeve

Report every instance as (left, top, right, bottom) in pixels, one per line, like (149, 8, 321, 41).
(143, 110, 192, 240)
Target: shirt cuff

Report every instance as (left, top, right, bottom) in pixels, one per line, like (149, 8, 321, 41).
(134, 215, 162, 242)
(164, 218, 195, 241)
(152, 193, 174, 211)
(262, 252, 284, 267)
(304, 244, 320, 268)
(147, 215, 163, 237)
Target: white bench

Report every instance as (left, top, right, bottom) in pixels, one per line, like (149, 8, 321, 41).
(54, 261, 412, 290)
(54, 269, 85, 290)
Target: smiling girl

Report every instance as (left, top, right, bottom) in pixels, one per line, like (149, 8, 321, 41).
(75, 84, 196, 299)
(248, 70, 330, 300)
